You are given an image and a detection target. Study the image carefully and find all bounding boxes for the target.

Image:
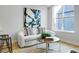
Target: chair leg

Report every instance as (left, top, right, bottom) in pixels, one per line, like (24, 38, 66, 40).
(6, 38, 12, 53)
(6, 39, 10, 52)
(0, 40, 4, 53)
(9, 37, 13, 53)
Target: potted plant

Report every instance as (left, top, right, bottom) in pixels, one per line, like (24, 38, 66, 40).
(41, 32, 51, 39)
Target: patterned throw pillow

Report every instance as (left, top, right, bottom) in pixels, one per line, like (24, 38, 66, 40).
(24, 27, 38, 35)
(24, 27, 28, 36)
(38, 27, 45, 34)
(24, 27, 45, 35)
(26, 27, 33, 35)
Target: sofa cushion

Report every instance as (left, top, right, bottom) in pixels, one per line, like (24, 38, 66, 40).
(24, 34, 41, 42)
(25, 39, 41, 47)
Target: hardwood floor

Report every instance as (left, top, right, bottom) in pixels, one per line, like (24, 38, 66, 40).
(12, 41, 79, 53)
(1, 41, 79, 53)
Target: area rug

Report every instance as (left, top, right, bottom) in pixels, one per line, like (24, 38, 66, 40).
(13, 43, 75, 53)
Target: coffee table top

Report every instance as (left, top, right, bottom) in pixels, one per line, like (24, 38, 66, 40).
(46, 36, 60, 42)
(38, 36, 60, 43)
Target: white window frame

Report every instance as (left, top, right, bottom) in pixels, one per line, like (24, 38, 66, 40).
(53, 5, 75, 33)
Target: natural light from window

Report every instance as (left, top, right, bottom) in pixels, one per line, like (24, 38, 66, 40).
(53, 5, 75, 33)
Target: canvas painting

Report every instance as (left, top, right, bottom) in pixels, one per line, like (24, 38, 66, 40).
(24, 8, 41, 28)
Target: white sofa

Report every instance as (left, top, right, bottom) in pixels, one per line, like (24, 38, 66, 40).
(17, 30, 41, 48)
(17, 29, 56, 48)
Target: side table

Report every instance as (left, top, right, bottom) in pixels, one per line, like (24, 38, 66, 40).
(0, 34, 13, 53)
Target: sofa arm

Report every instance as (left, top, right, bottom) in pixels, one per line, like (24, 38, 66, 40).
(17, 31, 25, 47)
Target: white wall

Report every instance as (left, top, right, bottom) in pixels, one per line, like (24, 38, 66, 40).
(47, 6, 55, 31)
(0, 5, 48, 43)
(51, 5, 79, 46)
(47, 7, 52, 30)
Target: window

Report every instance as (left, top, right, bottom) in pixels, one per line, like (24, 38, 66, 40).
(54, 5, 75, 32)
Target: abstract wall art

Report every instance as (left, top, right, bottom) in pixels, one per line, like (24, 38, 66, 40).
(24, 8, 41, 28)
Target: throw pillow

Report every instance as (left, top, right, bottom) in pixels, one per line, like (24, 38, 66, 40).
(24, 27, 28, 36)
(38, 27, 45, 34)
(27, 27, 32, 35)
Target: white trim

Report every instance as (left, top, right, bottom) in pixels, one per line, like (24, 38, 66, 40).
(54, 30, 75, 33)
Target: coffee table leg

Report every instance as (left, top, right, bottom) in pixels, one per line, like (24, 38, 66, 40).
(48, 44, 49, 49)
(46, 43, 49, 53)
